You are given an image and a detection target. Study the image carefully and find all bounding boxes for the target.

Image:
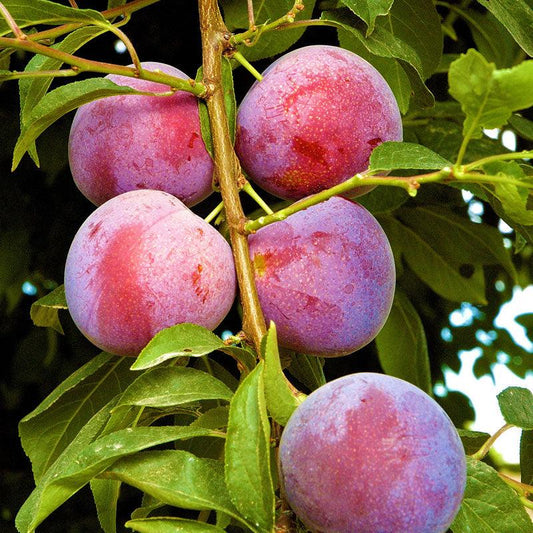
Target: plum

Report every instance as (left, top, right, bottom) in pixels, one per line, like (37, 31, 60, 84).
(235, 45, 402, 200)
(248, 196, 395, 356)
(64, 189, 236, 356)
(279, 373, 467, 533)
(68, 61, 213, 207)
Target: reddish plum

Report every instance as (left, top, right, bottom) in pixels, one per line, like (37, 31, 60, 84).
(235, 45, 402, 200)
(69, 62, 213, 207)
(248, 196, 395, 356)
(280, 373, 467, 533)
(64, 190, 236, 356)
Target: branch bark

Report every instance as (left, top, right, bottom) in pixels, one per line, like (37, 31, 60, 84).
(198, 0, 267, 353)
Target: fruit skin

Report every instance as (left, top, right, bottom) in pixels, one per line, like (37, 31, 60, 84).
(279, 373, 467, 533)
(64, 189, 236, 356)
(235, 45, 402, 200)
(248, 196, 395, 356)
(68, 62, 213, 207)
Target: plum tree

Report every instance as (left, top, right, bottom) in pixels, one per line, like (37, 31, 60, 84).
(279, 373, 467, 533)
(235, 45, 402, 200)
(64, 189, 236, 356)
(248, 196, 395, 356)
(68, 61, 213, 207)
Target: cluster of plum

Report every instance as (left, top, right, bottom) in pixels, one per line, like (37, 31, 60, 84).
(64, 45, 466, 532)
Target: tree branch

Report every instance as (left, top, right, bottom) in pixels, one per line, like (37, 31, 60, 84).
(198, 0, 266, 353)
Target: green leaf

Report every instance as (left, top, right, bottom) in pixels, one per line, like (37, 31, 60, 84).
(456, 429, 491, 456)
(18, 426, 220, 533)
(497, 387, 533, 430)
(324, 0, 442, 110)
(190, 406, 229, 430)
(0, 0, 108, 37)
(126, 518, 226, 533)
(509, 114, 533, 141)
(476, 0, 533, 56)
(451, 457, 533, 533)
(104, 450, 248, 527)
(221, 0, 317, 61)
(449, 49, 533, 139)
(379, 212, 487, 304)
(340, 0, 393, 35)
(520, 430, 533, 486)
(375, 290, 432, 395)
(262, 323, 304, 425)
(356, 186, 410, 214)
(225, 362, 275, 533)
(29, 284, 67, 334)
(114, 366, 234, 410)
(12, 77, 157, 171)
(369, 141, 451, 171)
(91, 478, 120, 533)
(287, 353, 326, 392)
(132, 324, 226, 370)
(19, 352, 137, 483)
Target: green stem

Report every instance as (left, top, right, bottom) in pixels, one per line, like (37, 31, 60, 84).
(471, 423, 514, 461)
(0, 35, 206, 95)
(231, 0, 305, 46)
(204, 200, 225, 224)
(242, 181, 274, 215)
(455, 170, 533, 188)
(498, 472, 533, 497)
(231, 50, 263, 81)
(100, 21, 142, 72)
(244, 170, 450, 233)
(520, 496, 533, 510)
(0, 68, 79, 81)
(0, 1, 25, 38)
(463, 150, 533, 171)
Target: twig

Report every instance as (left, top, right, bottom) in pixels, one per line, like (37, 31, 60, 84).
(0, 1, 26, 39)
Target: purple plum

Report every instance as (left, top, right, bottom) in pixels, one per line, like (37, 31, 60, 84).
(248, 196, 395, 356)
(235, 45, 402, 200)
(64, 189, 236, 356)
(280, 373, 467, 533)
(68, 62, 213, 207)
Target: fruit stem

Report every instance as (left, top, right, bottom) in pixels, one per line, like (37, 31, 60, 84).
(471, 423, 514, 461)
(231, 50, 263, 82)
(242, 182, 274, 215)
(204, 200, 225, 224)
(198, 0, 267, 354)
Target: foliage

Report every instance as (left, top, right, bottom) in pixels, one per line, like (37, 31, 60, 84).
(0, 0, 532, 532)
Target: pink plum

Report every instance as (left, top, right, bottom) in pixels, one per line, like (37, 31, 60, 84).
(235, 45, 402, 200)
(280, 373, 467, 533)
(69, 62, 213, 207)
(248, 196, 395, 356)
(64, 189, 236, 356)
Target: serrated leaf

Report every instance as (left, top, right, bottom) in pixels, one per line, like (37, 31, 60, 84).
(451, 457, 533, 533)
(225, 362, 275, 533)
(375, 290, 432, 394)
(262, 323, 304, 425)
(449, 49, 533, 139)
(476, 0, 533, 56)
(520, 430, 533, 486)
(114, 366, 234, 410)
(29, 284, 67, 334)
(132, 324, 226, 370)
(456, 429, 491, 456)
(126, 518, 226, 533)
(17, 426, 220, 533)
(91, 478, 120, 533)
(287, 352, 326, 392)
(369, 141, 451, 171)
(497, 387, 533, 430)
(340, 0, 393, 35)
(0, 0, 108, 37)
(104, 450, 250, 528)
(221, 0, 317, 61)
(12, 77, 157, 171)
(379, 213, 487, 303)
(19, 352, 137, 482)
